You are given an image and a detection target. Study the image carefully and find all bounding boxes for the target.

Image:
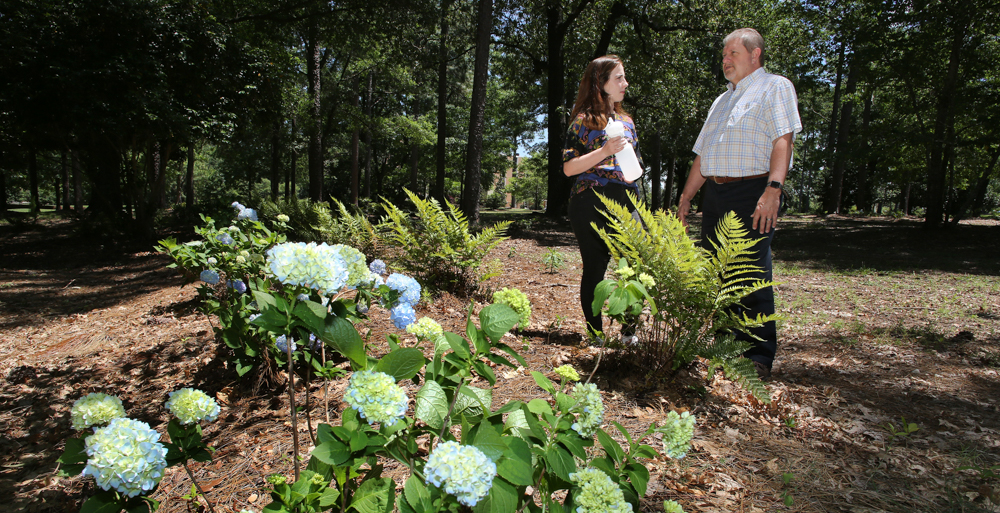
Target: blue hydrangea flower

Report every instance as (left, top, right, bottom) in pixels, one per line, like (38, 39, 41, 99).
(308, 333, 322, 352)
(424, 441, 497, 507)
(390, 303, 416, 330)
(165, 388, 221, 425)
(386, 273, 421, 306)
(82, 418, 168, 498)
(569, 467, 633, 513)
(296, 293, 310, 302)
(228, 280, 247, 294)
(275, 335, 296, 353)
(232, 201, 245, 211)
(344, 370, 408, 426)
(265, 242, 349, 296)
(656, 411, 696, 459)
(200, 269, 220, 285)
(71, 393, 126, 431)
(569, 383, 604, 437)
(216, 233, 235, 245)
(369, 259, 386, 275)
(237, 208, 258, 222)
(248, 313, 261, 322)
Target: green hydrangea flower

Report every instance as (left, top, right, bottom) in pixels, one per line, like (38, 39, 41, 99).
(492, 287, 531, 328)
(663, 499, 685, 513)
(406, 316, 443, 340)
(276, 214, 290, 223)
(71, 393, 126, 431)
(569, 383, 604, 437)
(331, 244, 368, 288)
(424, 441, 497, 507)
(638, 272, 655, 288)
(344, 370, 408, 426)
(554, 365, 580, 382)
(656, 411, 696, 459)
(265, 242, 348, 295)
(82, 418, 168, 498)
(570, 467, 633, 513)
(165, 388, 221, 425)
(616, 265, 635, 280)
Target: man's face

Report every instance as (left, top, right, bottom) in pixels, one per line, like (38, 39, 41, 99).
(722, 40, 759, 85)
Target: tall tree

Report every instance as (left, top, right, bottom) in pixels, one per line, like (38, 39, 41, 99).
(462, 0, 494, 222)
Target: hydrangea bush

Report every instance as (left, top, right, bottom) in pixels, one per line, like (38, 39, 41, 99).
(492, 287, 532, 329)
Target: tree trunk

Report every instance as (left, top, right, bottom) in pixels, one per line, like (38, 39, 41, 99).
(271, 119, 281, 201)
(461, 0, 492, 223)
(307, 25, 324, 202)
(592, 0, 626, 60)
(287, 117, 296, 201)
(0, 168, 6, 216)
(185, 145, 195, 208)
(857, 92, 873, 214)
(826, 55, 859, 214)
(409, 101, 421, 193)
(72, 148, 82, 214)
(61, 150, 70, 212)
(925, 17, 967, 227)
(363, 70, 374, 200)
(350, 87, 360, 205)
(970, 145, 1000, 218)
(826, 39, 845, 171)
(649, 127, 661, 210)
(29, 149, 39, 214)
(545, 2, 568, 218)
(434, 0, 452, 203)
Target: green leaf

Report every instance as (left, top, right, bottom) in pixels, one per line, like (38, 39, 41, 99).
(445, 332, 472, 360)
(81, 491, 125, 513)
(557, 434, 590, 460)
(415, 380, 448, 430)
(322, 315, 366, 368)
(57, 437, 87, 476)
(544, 443, 576, 482)
(319, 487, 341, 507)
(472, 476, 518, 513)
(455, 385, 493, 418)
(311, 439, 351, 466)
(375, 348, 425, 381)
(472, 360, 497, 387)
(471, 422, 506, 461)
(479, 303, 519, 344)
(597, 429, 625, 465)
(349, 476, 394, 513)
(624, 462, 649, 497)
(292, 300, 327, 336)
(606, 287, 631, 316)
(496, 437, 533, 486)
(530, 371, 556, 395)
(526, 398, 552, 416)
(403, 475, 431, 512)
(591, 279, 617, 316)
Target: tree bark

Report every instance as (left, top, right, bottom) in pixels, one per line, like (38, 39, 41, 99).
(307, 24, 324, 202)
(649, 127, 661, 210)
(857, 92, 873, 214)
(271, 119, 281, 201)
(350, 85, 360, 205)
(363, 70, 374, 200)
(826, 55, 859, 214)
(29, 149, 39, 214)
(925, 16, 967, 227)
(826, 39, 845, 171)
(61, 150, 70, 212)
(461, 0, 493, 223)
(434, 0, 452, 203)
(72, 148, 82, 214)
(288, 117, 296, 201)
(409, 101, 421, 193)
(185, 145, 195, 208)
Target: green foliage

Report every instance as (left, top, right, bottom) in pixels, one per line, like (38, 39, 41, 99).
(380, 189, 510, 296)
(260, 199, 326, 243)
(882, 416, 920, 445)
(542, 247, 566, 273)
(591, 191, 778, 402)
(312, 199, 382, 260)
(492, 288, 532, 330)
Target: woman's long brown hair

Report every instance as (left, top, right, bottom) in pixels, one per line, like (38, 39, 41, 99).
(568, 55, 629, 131)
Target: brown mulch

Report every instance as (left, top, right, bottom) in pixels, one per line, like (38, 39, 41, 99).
(1, 214, 1000, 513)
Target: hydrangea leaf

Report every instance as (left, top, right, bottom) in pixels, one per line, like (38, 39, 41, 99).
(530, 371, 556, 395)
(321, 316, 366, 368)
(624, 462, 650, 496)
(56, 437, 87, 477)
(470, 419, 505, 461)
(588, 457, 615, 479)
(375, 348, 426, 382)
(292, 300, 327, 336)
(557, 433, 591, 461)
(597, 429, 625, 465)
(496, 436, 533, 486)
(471, 475, 517, 513)
(479, 303, 519, 344)
(456, 385, 493, 418)
(318, 487, 341, 508)
(349, 475, 394, 513)
(591, 279, 617, 316)
(81, 490, 125, 513)
(526, 397, 552, 416)
(311, 438, 351, 466)
(472, 360, 497, 387)
(544, 443, 576, 482)
(445, 332, 472, 360)
(415, 380, 448, 431)
(402, 475, 431, 513)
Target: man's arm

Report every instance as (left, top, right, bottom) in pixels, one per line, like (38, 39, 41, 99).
(751, 132, 793, 234)
(677, 155, 707, 228)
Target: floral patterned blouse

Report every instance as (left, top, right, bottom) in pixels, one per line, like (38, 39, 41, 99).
(562, 111, 643, 197)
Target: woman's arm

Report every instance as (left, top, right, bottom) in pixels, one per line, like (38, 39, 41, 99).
(563, 136, 626, 177)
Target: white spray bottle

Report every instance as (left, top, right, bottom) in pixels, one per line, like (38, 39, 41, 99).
(604, 119, 643, 182)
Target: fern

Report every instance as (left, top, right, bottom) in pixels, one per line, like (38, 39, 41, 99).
(380, 189, 510, 296)
(313, 199, 382, 259)
(592, 191, 776, 403)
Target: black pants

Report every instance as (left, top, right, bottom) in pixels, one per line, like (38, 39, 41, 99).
(569, 183, 637, 336)
(700, 177, 777, 368)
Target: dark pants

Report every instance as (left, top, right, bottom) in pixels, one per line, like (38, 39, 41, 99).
(569, 183, 637, 336)
(700, 177, 777, 369)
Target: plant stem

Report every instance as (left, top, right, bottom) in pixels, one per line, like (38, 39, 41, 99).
(286, 339, 300, 481)
(182, 461, 218, 513)
(437, 375, 467, 441)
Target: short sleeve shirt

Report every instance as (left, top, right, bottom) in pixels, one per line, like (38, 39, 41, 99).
(693, 68, 802, 177)
(563, 112, 642, 196)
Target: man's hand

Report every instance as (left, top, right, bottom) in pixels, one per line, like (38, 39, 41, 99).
(678, 195, 693, 228)
(751, 187, 781, 234)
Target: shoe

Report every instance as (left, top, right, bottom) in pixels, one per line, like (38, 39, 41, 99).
(753, 361, 771, 381)
(621, 334, 639, 346)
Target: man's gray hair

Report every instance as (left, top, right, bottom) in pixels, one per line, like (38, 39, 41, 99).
(723, 28, 765, 65)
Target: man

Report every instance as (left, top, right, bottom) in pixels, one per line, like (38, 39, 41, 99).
(677, 28, 802, 380)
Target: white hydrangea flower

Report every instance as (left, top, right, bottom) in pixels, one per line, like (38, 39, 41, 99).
(663, 499, 685, 513)
(276, 214, 290, 223)
(331, 244, 368, 288)
(406, 317, 443, 340)
(656, 411, 696, 459)
(554, 365, 580, 382)
(570, 467, 632, 513)
(165, 388, 221, 425)
(82, 418, 168, 498)
(616, 265, 635, 280)
(424, 441, 497, 507)
(569, 383, 604, 437)
(71, 393, 126, 431)
(344, 370, 408, 426)
(637, 272, 655, 289)
(265, 242, 348, 296)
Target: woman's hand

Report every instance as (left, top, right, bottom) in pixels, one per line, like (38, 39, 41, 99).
(602, 135, 626, 157)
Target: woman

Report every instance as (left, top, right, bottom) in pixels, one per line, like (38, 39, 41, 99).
(562, 54, 642, 341)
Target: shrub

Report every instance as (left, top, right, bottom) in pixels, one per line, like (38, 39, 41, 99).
(380, 188, 510, 296)
(591, 191, 778, 402)
(312, 199, 382, 260)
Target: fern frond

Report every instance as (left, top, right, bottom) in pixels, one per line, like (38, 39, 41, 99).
(713, 355, 771, 404)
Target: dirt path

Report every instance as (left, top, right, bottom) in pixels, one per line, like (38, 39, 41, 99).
(2, 215, 999, 513)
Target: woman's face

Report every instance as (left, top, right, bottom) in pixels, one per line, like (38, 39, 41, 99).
(602, 63, 628, 104)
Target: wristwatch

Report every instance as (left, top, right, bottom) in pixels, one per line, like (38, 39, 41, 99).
(768, 180, 782, 190)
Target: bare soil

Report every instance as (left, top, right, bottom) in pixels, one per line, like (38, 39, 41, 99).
(2, 214, 999, 513)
